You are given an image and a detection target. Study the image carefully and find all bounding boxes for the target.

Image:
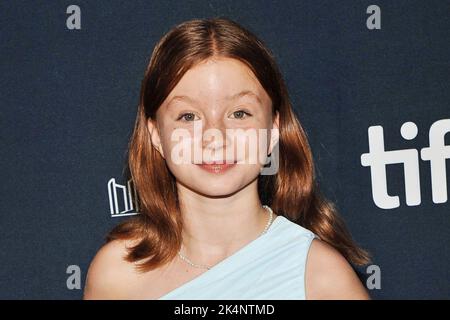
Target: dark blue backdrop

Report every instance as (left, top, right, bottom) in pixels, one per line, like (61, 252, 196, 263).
(1, 0, 449, 299)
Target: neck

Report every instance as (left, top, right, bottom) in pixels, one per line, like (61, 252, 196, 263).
(176, 180, 273, 266)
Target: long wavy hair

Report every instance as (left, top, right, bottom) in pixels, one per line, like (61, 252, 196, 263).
(106, 17, 370, 272)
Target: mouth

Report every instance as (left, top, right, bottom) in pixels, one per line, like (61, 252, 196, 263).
(196, 160, 238, 174)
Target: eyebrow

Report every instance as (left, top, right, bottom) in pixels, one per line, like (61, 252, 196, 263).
(226, 90, 262, 103)
(166, 90, 263, 106)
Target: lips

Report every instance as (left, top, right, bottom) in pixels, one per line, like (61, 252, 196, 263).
(196, 160, 237, 174)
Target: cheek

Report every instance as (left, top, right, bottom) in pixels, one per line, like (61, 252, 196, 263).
(161, 127, 198, 165)
(231, 129, 271, 165)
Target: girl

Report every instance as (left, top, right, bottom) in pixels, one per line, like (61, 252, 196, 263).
(84, 17, 370, 300)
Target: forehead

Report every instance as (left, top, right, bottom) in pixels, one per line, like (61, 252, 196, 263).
(162, 57, 271, 108)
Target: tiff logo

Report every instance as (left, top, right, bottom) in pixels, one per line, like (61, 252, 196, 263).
(108, 178, 140, 217)
(361, 119, 450, 209)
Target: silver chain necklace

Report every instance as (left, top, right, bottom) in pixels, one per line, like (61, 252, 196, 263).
(177, 205, 274, 270)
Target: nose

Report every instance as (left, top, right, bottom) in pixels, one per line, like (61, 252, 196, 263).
(201, 116, 231, 156)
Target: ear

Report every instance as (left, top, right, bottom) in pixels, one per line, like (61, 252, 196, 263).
(146, 118, 165, 158)
(268, 111, 280, 155)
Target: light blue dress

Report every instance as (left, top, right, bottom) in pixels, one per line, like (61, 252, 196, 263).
(158, 215, 318, 300)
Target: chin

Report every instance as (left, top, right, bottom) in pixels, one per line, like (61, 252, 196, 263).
(185, 180, 244, 198)
(171, 163, 261, 197)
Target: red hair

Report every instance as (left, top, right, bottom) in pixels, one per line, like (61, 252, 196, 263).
(107, 17, 370, 272)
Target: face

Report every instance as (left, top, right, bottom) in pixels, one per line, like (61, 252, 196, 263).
(147, 57, 279, 197)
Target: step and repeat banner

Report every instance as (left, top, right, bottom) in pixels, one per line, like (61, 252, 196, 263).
(1, 1, 449, 299)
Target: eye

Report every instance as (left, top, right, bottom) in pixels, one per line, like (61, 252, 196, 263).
(231, 110, 252, 119)
(177, 112, 199, 122)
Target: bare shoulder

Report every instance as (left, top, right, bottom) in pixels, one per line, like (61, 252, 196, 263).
(83, 239, 142, 299)
(305, 239, 370, 300)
